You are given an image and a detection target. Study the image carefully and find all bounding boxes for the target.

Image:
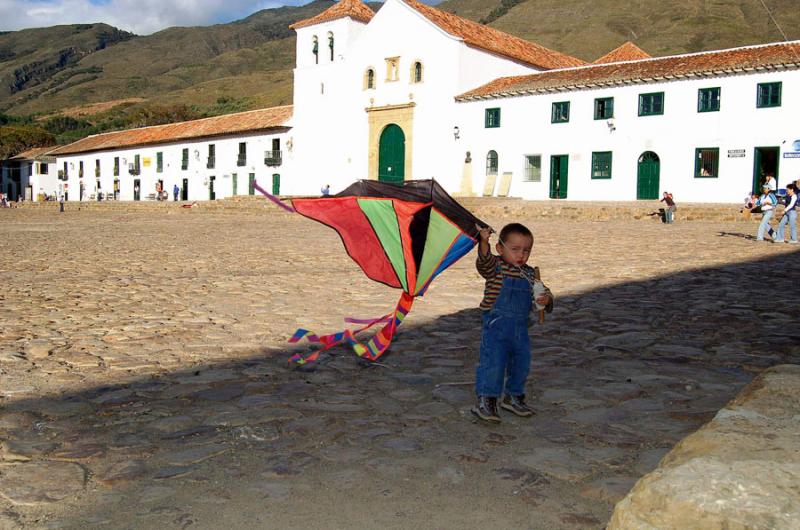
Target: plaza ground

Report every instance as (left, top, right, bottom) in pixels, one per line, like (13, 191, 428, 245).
(0, 205, 798, 529)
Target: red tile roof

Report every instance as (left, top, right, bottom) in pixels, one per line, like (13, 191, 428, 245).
(594, 42, 651, 64)
(457, 41, 800, 101)
(402, 0, 584, 69)
(290, 0, 374, 30)
(48, 106, 293, 157)
(10, 146, 57, 160)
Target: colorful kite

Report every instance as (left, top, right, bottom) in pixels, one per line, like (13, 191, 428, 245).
(255, 179, 488, 365)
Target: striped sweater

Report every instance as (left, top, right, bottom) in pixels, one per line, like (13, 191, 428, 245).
(476, 251, 554, 312)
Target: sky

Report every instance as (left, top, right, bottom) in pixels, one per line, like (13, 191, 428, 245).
(0, 0, 336, 35)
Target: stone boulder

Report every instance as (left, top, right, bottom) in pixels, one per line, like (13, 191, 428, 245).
(608, 364, 800, 530)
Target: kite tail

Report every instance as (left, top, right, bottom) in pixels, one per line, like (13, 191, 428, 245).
(253, 181, 296, 213)
(288, 292, 414, 365)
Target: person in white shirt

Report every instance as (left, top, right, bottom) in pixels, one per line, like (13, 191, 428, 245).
(756, 184, 777, 241)
(764, 174, 777, 192)
(774, 183, 798, 244)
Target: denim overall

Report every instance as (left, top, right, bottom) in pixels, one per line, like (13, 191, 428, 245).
(475, 272, 532, 397)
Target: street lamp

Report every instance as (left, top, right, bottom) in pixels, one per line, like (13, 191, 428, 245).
(453, 126, 460, 140)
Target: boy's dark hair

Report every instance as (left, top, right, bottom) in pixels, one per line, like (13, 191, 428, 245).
(499, 223, 533, 243)
(788, 183, 796, 191)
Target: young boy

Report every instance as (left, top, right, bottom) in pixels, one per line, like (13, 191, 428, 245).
(473, 223, 553, 423)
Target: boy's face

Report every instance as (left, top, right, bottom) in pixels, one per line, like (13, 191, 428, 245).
(496, 232, 533, 266)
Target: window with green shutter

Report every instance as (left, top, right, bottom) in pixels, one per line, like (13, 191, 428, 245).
(207, 144, 215, 169)
(695, 148, 719, 178)
(757, 82, 781, 108)
(156, 152, 163, 173)
(238, 142, 247, 166)
(594, 97, 614, 120)
(113, 157, 119, 176)
(638, 92, 664, 116)
(181, 148, 189, 170)
(591, 151, 612, 179)
(485, 108, 500, 128)
(698, 87, 721, 112)
(551, 101, 570, 123)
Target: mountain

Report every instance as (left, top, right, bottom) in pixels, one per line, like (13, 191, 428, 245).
(1, 0, 798, 120)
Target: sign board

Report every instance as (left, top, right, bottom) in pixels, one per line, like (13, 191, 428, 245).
(727, 149, 746, 158)
(784, 139, 800, 158)
(784, 153, 800, 158)
(143, 157, 152, 167)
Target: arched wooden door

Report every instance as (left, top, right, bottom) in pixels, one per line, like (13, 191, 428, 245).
(378, 124, 405, 184)
(637, 151, 660, 200)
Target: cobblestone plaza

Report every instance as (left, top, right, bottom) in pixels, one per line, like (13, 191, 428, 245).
(0, 205, 798, 528)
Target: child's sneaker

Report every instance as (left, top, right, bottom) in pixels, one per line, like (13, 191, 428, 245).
(773, 238, 785, 243)
(789, 240, 799, 244)
(501, 394, 535, 417)
(471, 396, 501, 423)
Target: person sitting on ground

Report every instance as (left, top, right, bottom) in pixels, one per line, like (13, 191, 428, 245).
(774, 183, 798, 244)
(756, 184, 777, 241)
(472, 223, 553, 423)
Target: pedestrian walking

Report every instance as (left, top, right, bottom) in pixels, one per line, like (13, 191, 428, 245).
(774, 183, 798, 244)
(59, 192, 65, 213)
(756, 184, 777, 241)
(173, 184, 180, 201)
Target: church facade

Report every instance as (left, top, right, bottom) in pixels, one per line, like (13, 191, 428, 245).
(10, 0, 799, 203)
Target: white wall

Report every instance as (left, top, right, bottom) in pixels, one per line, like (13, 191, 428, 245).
(458, 69, 800, 202)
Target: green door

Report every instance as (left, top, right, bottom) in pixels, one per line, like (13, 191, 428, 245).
(232, 173, 238, 196)
(272, 174, 280, 195)
(637, 152, 660, 200)
(248, 173, 255, 195)
(378, 124, 405, 184)
(549, 155, 568, 199)
(752, 147, 780, 194)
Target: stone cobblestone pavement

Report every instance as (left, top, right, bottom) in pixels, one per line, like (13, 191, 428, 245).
(0, 206, 798, 529)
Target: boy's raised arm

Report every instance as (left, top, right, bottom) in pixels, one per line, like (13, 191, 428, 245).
(476, 226, 497, 279)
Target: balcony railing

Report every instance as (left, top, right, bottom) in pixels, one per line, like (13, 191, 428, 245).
(264, 150, 282, 167)
(207, 156, 215, 169)
(237, 155, 247, 167)
(58, 169, 67, 180)
(95, 168, 101, 178)
(129, 165, 140, 176)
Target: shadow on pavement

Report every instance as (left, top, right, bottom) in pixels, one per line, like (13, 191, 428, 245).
(1, 249, 799, 529)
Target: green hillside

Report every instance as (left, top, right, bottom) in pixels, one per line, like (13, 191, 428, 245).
(438, 0, 799, 61)
(0, 0, 797, 130)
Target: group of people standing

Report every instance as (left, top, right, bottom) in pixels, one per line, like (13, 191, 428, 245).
(751, 175, 799, 244)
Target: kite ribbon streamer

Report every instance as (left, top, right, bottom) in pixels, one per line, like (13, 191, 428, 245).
(253, 181, 295, 213)
(288, 292, 414, 365)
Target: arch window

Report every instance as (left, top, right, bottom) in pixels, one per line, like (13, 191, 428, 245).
(364, 68, 376, 90)
(328, 32, 334, 61)
(312, 35, 319, 64)
(486, 150, 498, 176)
(411, 61, 423, 83)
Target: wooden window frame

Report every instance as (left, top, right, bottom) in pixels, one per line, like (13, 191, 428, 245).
(694, 147, 720, 178)
(756, 82, 781, 108)
(594, 97, 614, 120)
(638, 92, 664, 116)
(698, 87, 721, 112)
(485, 108, 501, 128)
(591, 151, 613, 179)
(486, 150, 499, 176)
(551, 101, 570, 123)
(523, 154, 541, 182)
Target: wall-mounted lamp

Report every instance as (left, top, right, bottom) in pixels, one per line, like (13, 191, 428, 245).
(606, 119, 616, 132)
(453, 126, 460, 140)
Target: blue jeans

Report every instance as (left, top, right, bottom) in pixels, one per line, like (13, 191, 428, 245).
(476, 275, 532, 397)
(757, 209, 774, 240)
(777, 209, 797, 242)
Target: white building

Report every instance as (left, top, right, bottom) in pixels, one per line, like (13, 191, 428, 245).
(0, 147, 57, 201)
(45, 107, 292, 202)
(15, 0, 799, 202)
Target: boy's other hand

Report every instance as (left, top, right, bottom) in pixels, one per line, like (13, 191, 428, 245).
(536, 294, 552, 306)
(477, 225, 493, 242)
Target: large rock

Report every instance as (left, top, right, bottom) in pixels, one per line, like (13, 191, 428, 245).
(608, 364, 800, 529)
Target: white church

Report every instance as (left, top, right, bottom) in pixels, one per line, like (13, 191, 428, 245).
(3, 0, 799, 203)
